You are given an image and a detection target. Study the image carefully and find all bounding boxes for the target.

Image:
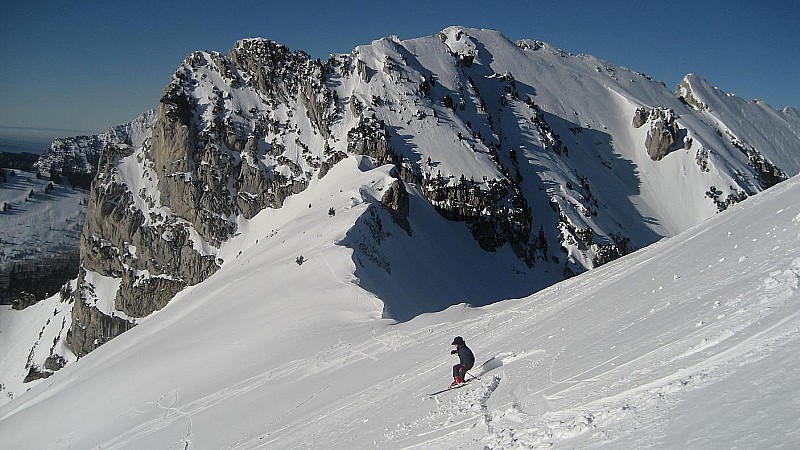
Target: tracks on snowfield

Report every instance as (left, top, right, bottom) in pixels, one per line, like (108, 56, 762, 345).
(472, 257, 800, 449)
(389, 375, 502, 447)
(94, 244, 800, 449)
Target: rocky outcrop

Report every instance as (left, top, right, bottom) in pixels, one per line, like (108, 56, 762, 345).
(152, 44, 335, 243)
(728, 137, 788, 190)
(347, 117, 392, 163)
(440, 27, 477, 67)
(425, 175, 533, 258)
(65, 268, 136, 357)
(80, 141, 219, 319)
(357, 59, 371, 83)
(67, 297, 136, 358)
(632, 107, 649, 128)
(81, 142, 216, 294)
(345, 115, 536, 266)
(676, 76, 708, 111)
(634, 107, 684, 161)
(116, 272, 186, 318)
(380, 179, 411, 234)
(645, 119, 677, 161)
(73, 129, 220, 352)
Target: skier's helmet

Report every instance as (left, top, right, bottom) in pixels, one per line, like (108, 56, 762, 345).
(451, 336, 465, 345)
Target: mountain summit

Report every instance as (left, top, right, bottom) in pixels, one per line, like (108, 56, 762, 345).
(2, 28, 799, 439)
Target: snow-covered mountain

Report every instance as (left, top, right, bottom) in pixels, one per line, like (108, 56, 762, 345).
(32, 110, 156, 186)
(78, 27, 796, 330)
(1, 26, 799, 446)
(0, 111, 156, 308)
(1, 125, 798, 449)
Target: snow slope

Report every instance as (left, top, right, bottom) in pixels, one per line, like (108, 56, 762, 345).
(0, 170, 87, 263)
(1, 153, 798, 449)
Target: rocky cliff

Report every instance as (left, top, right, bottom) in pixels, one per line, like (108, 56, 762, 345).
(0, 112, 157, 312)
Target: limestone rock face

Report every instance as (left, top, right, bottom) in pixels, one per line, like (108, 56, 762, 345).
(632, 107, 649, 128)
(80, 141, 219, 321)
(642, 108, 681, 161)
(67, 270, 136, 357)
(380, 179, 411, 235)
(676, 76, 708, 111)
(347, 117, 392, 163)
(633, 107, 688, 161)
(357, 59, 371, 83)
(67, 296, 136, 357)
(645, 121, 676, 160)
(68, 39, 343, 355)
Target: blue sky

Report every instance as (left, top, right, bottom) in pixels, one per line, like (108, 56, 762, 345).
(1, 0, 798, 139)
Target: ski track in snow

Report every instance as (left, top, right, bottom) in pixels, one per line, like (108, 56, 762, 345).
(470, 256, 800, 449)
(238, 226, 800, 449)
(228, 249, 800, 449)
(361, 256, 789, 448)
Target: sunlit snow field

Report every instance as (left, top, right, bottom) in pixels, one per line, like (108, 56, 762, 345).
(1, 161, 798, 448)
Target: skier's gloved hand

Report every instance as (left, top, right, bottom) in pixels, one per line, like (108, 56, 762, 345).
(451, 350, 457, 355)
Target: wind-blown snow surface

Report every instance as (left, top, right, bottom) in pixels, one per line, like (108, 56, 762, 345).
(1, 156, 799, 448)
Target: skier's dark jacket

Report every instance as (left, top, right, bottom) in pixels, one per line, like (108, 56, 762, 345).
(455, 344, 475, 369)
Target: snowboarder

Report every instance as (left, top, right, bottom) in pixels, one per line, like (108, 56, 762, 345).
(450, 336, 475, 387)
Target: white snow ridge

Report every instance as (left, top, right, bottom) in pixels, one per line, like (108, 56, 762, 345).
(1, 27, 800, 449)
